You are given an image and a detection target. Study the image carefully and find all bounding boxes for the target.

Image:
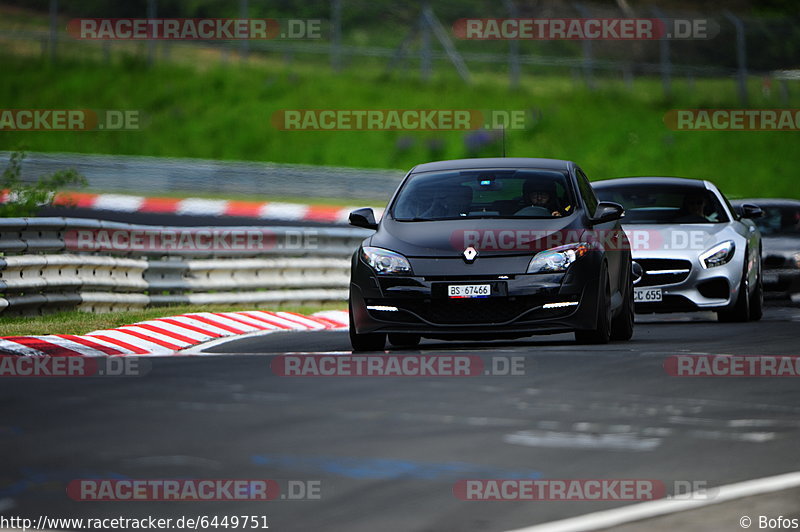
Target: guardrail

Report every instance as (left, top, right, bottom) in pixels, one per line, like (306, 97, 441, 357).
(0, 217, 371, 315)
(5, 151, 405, 202)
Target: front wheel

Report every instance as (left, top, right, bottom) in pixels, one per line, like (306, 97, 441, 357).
(610, 272, 634, 341)
(349, 305, 386, 352)
(749, 258, 764, 321)
(575, 268, 612, 345)
(717, 263, 751, 323)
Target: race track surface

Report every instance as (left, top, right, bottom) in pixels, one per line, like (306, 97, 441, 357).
(2, 305, 799, 531)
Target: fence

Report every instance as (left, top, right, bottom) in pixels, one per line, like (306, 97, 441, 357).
(4, 0, 800, 103)
(0, 217, 371, 315)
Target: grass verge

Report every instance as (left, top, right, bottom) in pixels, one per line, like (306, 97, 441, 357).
(1, 52, 799, 199)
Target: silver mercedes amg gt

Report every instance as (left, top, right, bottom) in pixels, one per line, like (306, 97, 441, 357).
(593, 177, 763, 322)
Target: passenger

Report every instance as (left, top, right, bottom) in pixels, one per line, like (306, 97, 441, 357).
(422, 184, 473, 218)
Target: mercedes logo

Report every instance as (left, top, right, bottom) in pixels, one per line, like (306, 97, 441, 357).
(463, 246, 478, 263)
(631, 261, 643, 285)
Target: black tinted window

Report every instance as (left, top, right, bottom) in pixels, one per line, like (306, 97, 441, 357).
(595, 184, 730, 224)
(576, 168, 599, 215)
(755, 205, 800, 235)
(391, 169, 576, 221)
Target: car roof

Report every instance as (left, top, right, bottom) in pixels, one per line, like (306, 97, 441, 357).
(410, 158, 572, 173)
(592, 176, 708, 189)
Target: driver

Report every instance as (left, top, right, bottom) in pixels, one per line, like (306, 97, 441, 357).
(676, 193, 710, 222)
(516, 180, 568, 217)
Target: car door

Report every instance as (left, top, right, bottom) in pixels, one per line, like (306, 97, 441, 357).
(576, 167, 625, 301)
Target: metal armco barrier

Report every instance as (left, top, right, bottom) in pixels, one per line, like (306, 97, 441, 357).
(5, 151, 405, 201)
(0, 217, 371, 315)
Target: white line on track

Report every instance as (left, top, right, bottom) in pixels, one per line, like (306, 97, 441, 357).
(504, 470, 800, 532)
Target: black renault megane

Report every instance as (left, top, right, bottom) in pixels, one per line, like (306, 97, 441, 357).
(347, 158, 634, 351)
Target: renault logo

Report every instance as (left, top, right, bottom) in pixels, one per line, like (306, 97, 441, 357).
(631, 261, 643, 285)
(463, 246, 478, 263)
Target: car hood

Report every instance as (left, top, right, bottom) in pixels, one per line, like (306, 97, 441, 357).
(371, 216, 585, 257)
(620, 223, 739, 258)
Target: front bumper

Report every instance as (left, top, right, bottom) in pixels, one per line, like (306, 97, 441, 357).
(631, 255, 740, 313)
(350, 254, 603, 339)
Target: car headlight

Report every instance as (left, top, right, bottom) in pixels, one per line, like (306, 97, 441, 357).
(699, 240, 735, 268)
(527, 242, 591, 274)
(793, 252, 800, 269)
(361, 246, 413, 275)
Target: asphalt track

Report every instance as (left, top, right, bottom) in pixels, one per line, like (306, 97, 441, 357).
(2, 305, 800, 531)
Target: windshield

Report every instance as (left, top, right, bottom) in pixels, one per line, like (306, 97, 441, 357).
(391, 169, 576, 221)
(595, 184, 729, 224)
(753, 205, 800, 236)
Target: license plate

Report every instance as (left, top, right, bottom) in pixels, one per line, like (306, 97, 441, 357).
(448, 284, 491, 298)
(634, 287, 662, 302)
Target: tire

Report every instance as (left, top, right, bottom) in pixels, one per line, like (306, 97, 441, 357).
(349, 305, 386, 352)
(388, 333, 421, 348)
(575, 266, 612, 344)
(717, 261, 751, 323)
(610, 269, 634, 341)
(749, 256, 764, 321)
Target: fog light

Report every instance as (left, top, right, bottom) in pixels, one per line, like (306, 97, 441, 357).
(542, 301, 579, 309)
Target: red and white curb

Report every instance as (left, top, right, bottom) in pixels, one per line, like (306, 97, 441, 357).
(0, 310, 349, 357)
(0, 190, 383, 224)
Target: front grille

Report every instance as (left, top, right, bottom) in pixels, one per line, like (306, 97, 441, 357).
(637, 258, 692, 270)
(395, 297, 545, 325)
(635, 258, 692, 287)
(424, 275, 517, 281)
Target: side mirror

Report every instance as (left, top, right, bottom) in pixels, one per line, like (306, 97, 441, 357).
(591, 201, 625, 224)
(740, 203, 763, 219)
(349, 208, 379, 230)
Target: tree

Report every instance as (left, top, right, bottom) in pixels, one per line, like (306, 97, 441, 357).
(0, 151, 87, 217)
